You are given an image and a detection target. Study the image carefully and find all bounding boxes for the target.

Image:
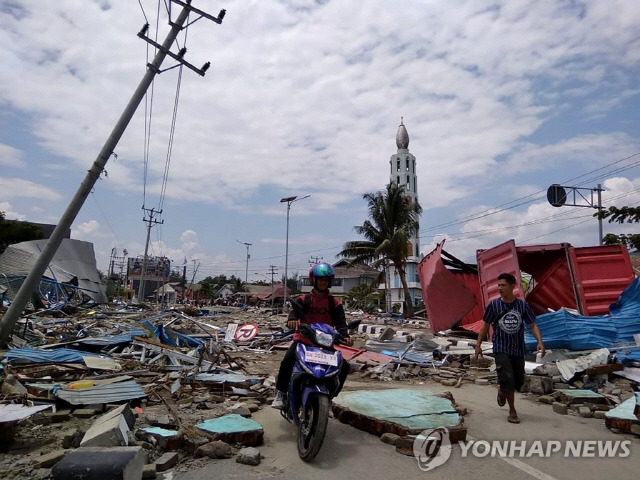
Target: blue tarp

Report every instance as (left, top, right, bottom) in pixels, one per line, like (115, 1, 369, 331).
(142, 320, 203, 348)
(2, 348, 101, 364)
(525, 277, 640, 363)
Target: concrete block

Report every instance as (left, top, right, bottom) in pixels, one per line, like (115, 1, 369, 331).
(62, 428, 85, 449)
(553, 402, 568, 415)
(142, 464, 156, 479)
(441, 379, 458, 387)
(236, 447, 261, 466)
(227, 405, 252, 417)
(474, 379, 490, 385)
(378, 327, 396, 341)
(538, 395, 555, 405)
(594, 411, 607, 420)
(33, 450, 67, 469)
(195, 441, 232, 459)
(74, 408, 100, 419)
(81, 414, 129, 447)
(578, 406, 593, 418)
(99, 405, 136, 430)
(380, 433, 400, 445)
(51, 446, 146, 480)
(154, 452, 179, 472)
(529, 376, 553, 395)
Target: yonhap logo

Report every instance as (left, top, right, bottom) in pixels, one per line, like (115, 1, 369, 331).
(412, 427, 452, 471)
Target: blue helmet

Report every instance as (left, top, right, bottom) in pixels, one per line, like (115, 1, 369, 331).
(309, 263, 335, 288)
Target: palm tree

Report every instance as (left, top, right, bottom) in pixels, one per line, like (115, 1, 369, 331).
(338, 182, 422, 317)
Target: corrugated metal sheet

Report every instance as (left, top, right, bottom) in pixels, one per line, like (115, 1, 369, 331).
(524, 309, 617, 351)
(78, 329, 146, 347)
(571, 245, 635, 316)
(477, 239, 524, 307)
(452, 271, 484, 327)
(418, 241, 479, 333)
(0, 404, 53, 423)
(53, 379, 146, 405)
(2, 348, 101, 364)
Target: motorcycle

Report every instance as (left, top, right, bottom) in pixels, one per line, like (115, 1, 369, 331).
(280, 322, 349, 462)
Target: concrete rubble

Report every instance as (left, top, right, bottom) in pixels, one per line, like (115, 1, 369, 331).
(0, 293, 639, 478)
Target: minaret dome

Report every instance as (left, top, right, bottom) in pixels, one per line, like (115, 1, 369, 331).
(396, 117, 409, 150)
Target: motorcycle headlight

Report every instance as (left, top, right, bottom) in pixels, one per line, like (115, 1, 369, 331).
(315, 331, 334, 348)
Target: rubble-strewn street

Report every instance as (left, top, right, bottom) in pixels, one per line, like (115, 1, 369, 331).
(0, 297, 639, 479)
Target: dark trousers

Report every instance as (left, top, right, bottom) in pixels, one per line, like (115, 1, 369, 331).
(494, 353, 525, 392)
(276, 341, 349, 394)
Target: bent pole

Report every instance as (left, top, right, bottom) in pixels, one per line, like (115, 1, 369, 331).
(0, 5, 191, 345)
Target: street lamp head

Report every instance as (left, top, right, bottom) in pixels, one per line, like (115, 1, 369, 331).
(280, 196, 297, 203)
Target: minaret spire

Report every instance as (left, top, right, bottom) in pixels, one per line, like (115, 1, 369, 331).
(396, 117, 409, 150)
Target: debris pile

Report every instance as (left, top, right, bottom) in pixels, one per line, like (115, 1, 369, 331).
(0, 304, 286, 478)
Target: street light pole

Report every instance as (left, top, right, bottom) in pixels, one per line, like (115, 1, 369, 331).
(237, 240, 252, 306)
(280, 195, 310, 312)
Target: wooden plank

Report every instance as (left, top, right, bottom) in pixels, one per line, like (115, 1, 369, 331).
(586, 363, 624, 375)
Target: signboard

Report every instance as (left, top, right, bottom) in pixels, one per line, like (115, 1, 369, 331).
(547, 184, 567, 207)
(224, 323, 238, 342)
(234, 324, 259, 342)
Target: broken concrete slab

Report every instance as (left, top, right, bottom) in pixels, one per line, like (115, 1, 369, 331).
(1, 374, 28, 395)
(98, 404, 136, 430)
(51, 446, 146, 480)
(553, 402, 568, 415)
(332, 388, 466, 442)
(33, 450, 67, 468)
(196, 414, 264, 446)
(81, 413, 129, 447)
(139, 427, 182, 451)
(555, 389, 607, 405)
(380, 433, 400, 445)
(605, 396, 640, 433)
(154, 452, 179, 472)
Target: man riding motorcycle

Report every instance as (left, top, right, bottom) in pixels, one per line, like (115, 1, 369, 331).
(272, 262, 353, 409)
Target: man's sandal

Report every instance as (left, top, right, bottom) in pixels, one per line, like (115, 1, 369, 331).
(497, 392, 506, 407)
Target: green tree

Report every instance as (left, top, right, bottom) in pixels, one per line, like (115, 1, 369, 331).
(338, 183, 422, 317)
(596, 206, 640, 250)
(0, 212, 44, 255)
(345, 283, 380, 313)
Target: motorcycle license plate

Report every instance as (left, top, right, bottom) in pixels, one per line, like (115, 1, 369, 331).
(304, 350, 338, 366)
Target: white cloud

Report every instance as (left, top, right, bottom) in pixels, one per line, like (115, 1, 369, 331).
(0, 144, 26, 167)
(1, 1, 639, 212)
(0, 202, 26, 220)
(72, 219, 100, 238)
(0, 177, 61, 200)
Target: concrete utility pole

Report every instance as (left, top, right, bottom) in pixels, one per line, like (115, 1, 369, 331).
(138, 207, 163, 303)
(268, 264, 278, 310)
(0, 1, 226, 345)
(309, 256, 323, 266)
(237, 240, 252, 306)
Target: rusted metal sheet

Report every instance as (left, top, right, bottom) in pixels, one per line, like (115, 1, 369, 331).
(476, 239, 524, 306)
(570, 245, 635, 316)
(418, 241, 478, 333)
(516, 243, 577, 316)
(453, 271, 485, 327)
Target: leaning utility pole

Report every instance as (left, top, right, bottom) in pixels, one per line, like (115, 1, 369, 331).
(0, 1, 226, 346)
(137, 207, 163, 303)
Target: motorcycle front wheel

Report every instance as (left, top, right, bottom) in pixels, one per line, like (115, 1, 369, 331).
(297, 393, 329, 462)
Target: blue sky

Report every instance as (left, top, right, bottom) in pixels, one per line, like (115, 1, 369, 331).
(1, 0, 640, 283)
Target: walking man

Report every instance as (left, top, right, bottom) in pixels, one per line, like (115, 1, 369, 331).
(475, 273, 545, 423)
